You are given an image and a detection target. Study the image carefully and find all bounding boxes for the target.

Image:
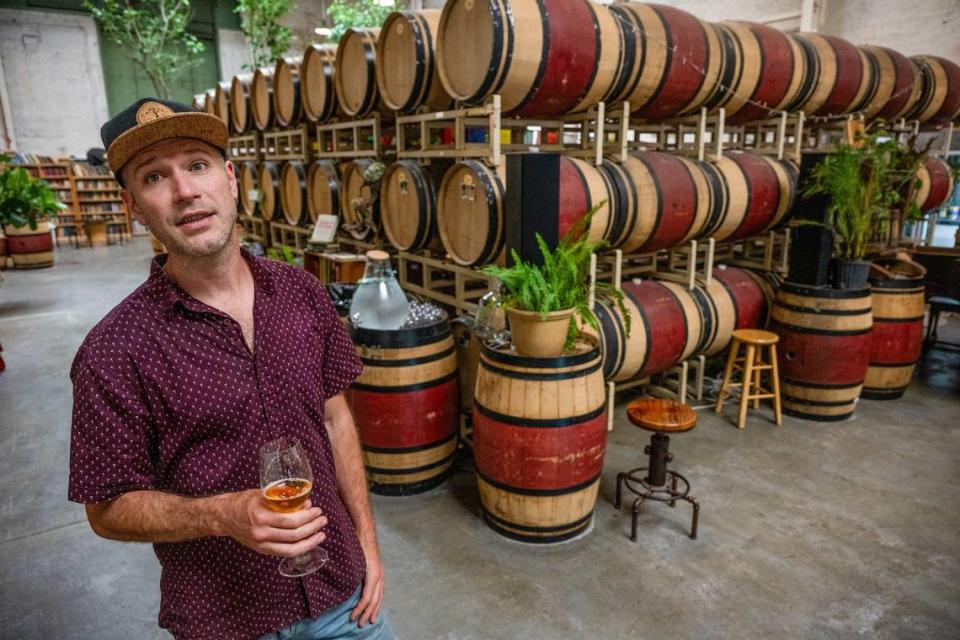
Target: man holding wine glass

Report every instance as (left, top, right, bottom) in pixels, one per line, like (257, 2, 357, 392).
(67, 98, 394, 640)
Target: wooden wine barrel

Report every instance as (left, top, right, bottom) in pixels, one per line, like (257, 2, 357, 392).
(212, 81, 232, 129)
(347, 319, 459, 496)
(381, 160, 449, 253)
(716, 22, 807, 124)
(341, 159, 380, 235)
(770, 283, 873, 421)
(859, 46, 922, 121)
(279, 161, 308, 226)
(862, 275, 925, 400)
(5, 222, 54, 269)
(700, 152, 797, 243)
(257, 161, 281, 222)
(301, 44, 339, 124)
(908, 55, 960, 125)
(914, 157, 955, 213)
(594, 279, 703, 382)
(436, 0, 624, 117)
(437, 161, 506, 266)
(697, 267, 774, 357)
(251, 67, 275, 131)
(788, 33, 873, 117)
(306, 160, 340, 223)
(238, 161, 259, 217)
(335, 28, 382, 118)
(273, 56, 303, 128)
(203, 89, 217, 115)
(601, 152, 711, 253)
(230, 73, 254, 133)
(473, 338, 606, 542)
(609, 3, 727, 119)
(0, 229, 7, 265)
(377, 10, 452, 114)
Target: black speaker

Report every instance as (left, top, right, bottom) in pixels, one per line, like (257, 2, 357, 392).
(786, 152, 834, 286)
(505, 153, 561, 266)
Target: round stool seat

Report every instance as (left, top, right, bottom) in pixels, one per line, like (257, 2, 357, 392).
(732, 329, 779, 345)
(627, 398, 697, 433)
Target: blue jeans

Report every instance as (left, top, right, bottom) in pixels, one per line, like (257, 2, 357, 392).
(260, 587, 396, 640)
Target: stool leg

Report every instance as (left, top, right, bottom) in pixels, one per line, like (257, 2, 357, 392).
(715, 339, 740, 413)
(615, 472, 625, 509)
(683, 495, 700, 540)
(738, 344, 755, 429)
(752, 348, 763, 410)
(770, 344, 782, 426)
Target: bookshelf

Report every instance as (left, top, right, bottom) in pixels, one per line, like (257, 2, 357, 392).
(14, 160, 79, 245)
(71, 163, 130, 246)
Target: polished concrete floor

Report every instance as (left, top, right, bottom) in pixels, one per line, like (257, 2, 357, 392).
(1, 238, 959, 639)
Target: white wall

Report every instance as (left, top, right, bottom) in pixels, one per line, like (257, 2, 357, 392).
(819, 0, 960, 59)
(217, 28, 251, 80)
(0, 8, 110, 157)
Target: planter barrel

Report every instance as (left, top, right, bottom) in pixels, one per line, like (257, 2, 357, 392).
(862, 275, 925, 400)
(5, 222, 54, 269)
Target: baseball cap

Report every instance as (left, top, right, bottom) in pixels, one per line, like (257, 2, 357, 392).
(100, 97, 229, 176)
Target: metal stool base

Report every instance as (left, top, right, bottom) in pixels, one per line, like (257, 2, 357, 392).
(615, 468, 700, 541)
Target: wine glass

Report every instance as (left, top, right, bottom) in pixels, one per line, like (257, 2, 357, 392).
(259, 437, 329, 577)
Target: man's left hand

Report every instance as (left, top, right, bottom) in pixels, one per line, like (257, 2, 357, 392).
(351, 552, 385, 627)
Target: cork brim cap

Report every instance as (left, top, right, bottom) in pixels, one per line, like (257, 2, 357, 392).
(103, 99, 229, 174)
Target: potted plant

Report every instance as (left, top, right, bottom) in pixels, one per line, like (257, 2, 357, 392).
(802, 124, 924, 289)
(482, 203, 629, 357)
(0, 154, 66, 269)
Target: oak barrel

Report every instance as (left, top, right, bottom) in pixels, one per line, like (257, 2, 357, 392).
(788, 33, 873, 117)
(5, 222, 54, 269)
(279, 161, 308, 226)
(377, 10, 452, 114)
(212, 81, 232, 130)
(230, 73, 254, 133)
(907, 55, 960, 125)
(347, 318, 459, 496)
(257, 161, 281, 222)
(301, 44, 339, 124)
(341, 159, 380, 237)
(251, 67, 275, 131)
(381, 160, 449, 253)
(238, 161, 259, 217)
(862, 275, 925, 400)
(770, 282, 873, 421)
(473, 337, 606, 542)
(335, 28, 382, 118)
(697, 267, 775, 357)
(437, 160, 506, 266)
(273, 56, 303, 128)
(914, 158, 955, 214)
(306, 160, 340, 223)
(859, 46, 922, 121)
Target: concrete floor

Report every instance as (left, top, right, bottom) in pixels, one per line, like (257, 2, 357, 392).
(1, 238, 959, 639)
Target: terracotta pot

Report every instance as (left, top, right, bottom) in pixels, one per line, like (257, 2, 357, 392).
(507, 307, 574, 358)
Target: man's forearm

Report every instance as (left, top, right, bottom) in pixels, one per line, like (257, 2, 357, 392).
(85, 490, 235, 543)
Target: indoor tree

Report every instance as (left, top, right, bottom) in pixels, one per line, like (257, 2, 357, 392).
(84, 0, 205, 101)
(235, 0, 294, 69)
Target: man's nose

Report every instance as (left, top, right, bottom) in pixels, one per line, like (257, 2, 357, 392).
(171, 170, 200, 201)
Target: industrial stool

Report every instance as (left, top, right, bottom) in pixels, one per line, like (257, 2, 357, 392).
(715, 329, 782, 429)
(615, 398, 700, 541)
(925, 296, 960, 348)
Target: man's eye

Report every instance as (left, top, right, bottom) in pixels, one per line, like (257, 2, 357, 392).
(146, 174, 161, 184)
(191, 162, 207, 171)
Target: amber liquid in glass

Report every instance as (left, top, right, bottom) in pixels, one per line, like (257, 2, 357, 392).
(262, 478, 312, 512)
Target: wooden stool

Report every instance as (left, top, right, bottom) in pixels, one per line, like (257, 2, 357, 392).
(715, 329, 782, 429)
(615, 398, 700, 541)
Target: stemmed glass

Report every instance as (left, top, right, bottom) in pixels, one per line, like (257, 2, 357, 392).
(259, 437, 329, 577)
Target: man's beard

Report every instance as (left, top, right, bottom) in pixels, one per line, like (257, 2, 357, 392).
(146, 205, 239, 258)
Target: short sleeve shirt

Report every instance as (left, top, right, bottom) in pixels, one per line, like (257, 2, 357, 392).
(68, 251, 365, 640)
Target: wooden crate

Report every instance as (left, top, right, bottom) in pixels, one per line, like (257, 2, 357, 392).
(228, 133, 260, 162)
(316, 115, 389, 159)
(262, 126, 311, 161)
(303, 250, 366, 284)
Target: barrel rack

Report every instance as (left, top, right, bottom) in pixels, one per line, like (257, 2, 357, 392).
(238, 214, 268, 244)
(316, 114, 389, 159)
(396, 250, 495, 314)
(228, 133, 260, 162)
(262, 126, 311, 161)
(268, 221, 313, 256)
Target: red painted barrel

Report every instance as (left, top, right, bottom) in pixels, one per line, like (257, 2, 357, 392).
(771, 282, 873, 421)
(610, 3, 726, 119)
(789, 33, 872, 117)
(301, 44, 339, 124)
(698, 267, 775, 357)
(5, 222, 54, 269)
(601, 152, 711, 253)
(716, 22, 806, 124)
(436, 0, 624, 117)
(701, 152, 797, 243)
(347, 319, 459, 496)
(473, 338, 606, 542)
(594, 279, 702, 382)
(914, 157, 955, 213)
(859, 46, 922, 121)
(908, 55, 960, 125)
(862, 275, 925, 400)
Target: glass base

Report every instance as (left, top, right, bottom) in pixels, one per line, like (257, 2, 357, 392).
(278, 546, 328, 578)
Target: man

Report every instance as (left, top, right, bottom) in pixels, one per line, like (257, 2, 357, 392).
(68, 98, 394, 640)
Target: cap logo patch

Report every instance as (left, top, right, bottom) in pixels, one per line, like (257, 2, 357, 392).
(136, 101, 175, 124)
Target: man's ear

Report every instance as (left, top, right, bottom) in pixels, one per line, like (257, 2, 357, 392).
(121, 189, 146, 226)
(225, 159, 238, 201)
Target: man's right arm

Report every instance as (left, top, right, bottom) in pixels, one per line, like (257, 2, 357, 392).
(85, 489, 328, 558)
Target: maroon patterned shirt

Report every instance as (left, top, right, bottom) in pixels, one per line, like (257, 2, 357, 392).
(68, 251, 366, 640)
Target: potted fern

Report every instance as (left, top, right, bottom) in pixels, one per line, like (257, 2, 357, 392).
(482, 203, 628, 357)
(0, 155, 65, 269)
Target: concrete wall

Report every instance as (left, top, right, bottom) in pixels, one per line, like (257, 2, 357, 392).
(0, 8, 109, 157)
(217, 28, 251, 80)
(819, 0, 960, 59)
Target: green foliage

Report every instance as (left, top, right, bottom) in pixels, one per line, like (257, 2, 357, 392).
(327, 0, 405, 42)
(0, 155, 67, 230)
(266, 244, 300, 266)
(235, 0, 294, 70)
(482, 202, 630, 351)
(802, 122, 929, 260)
(84, 0, 205, 100)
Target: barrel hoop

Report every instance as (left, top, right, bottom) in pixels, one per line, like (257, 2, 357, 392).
(778, 282, 871, 299)
(352, 321, 450, 348)
(477, 469, 601, 497)
(601, 161, 630, 247)
(481, 0, 511, 101)
(511, 0, 553, 114)
(774, 301, 871, 316)
(474, 162, 504, 264)
(786, 35, 819, 112)
(621, 286, 654, 375)
(363, 434, 457, 455)
(483, 507, 593, 534)
(700, 161, 727, 237)
(854, 47, 881, 114)
(605, 6, 640, 104)
(873, 315, 924, 324)
(711, 23, 741, 109)
(403, 12, 430, 113)
(869, 358, 921, 368)
(360, 345, 456, 368)
(352, 370, 458, 393)
(781, 394, 854, 408)
(782, 378, 863, 390)
(360, 34, 378, 116)
(774, 324, 871, 337)
(474, 400, 606, 428)
(782, 408, 852, 422)
(482, 509, 592, 543)
(868, 279, 925, 290)
(481, 341, 599, 368)
(478, 358, 602, 382)
(404, 161, 433, 250)
(691, 286, 716, 353)
(366, 454, 455, 476)
(596, 300, 625, 380)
